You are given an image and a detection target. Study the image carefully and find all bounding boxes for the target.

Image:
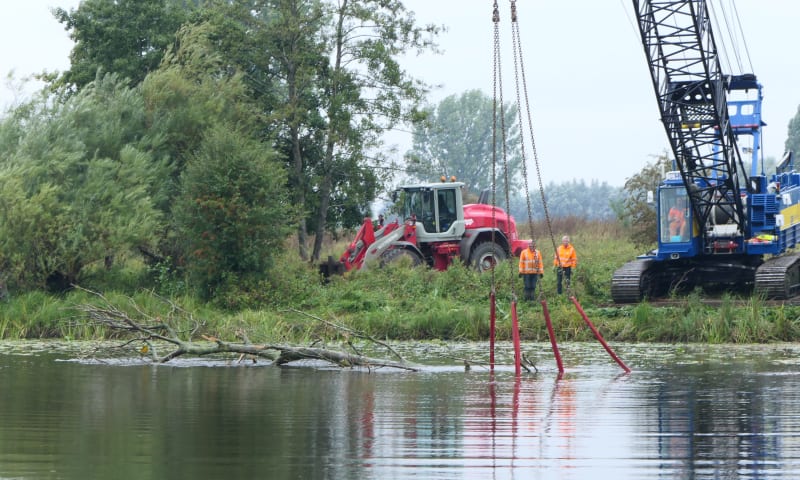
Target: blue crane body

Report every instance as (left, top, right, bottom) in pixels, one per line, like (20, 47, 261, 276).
(611, 0, 800, 302)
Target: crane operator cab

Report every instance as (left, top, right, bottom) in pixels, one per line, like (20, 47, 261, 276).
(661, 186, 690, 243)
(655, 171, 700, 260)
(393, 182, 466, 241)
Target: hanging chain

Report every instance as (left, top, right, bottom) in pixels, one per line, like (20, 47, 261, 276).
(509, 1, 533, 243)
(508, 0, 561, 297)
(498, 3, 516, 299)
(491, 0, 501, 294)
(492, 1, 518, 300)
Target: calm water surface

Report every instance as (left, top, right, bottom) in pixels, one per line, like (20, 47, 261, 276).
(2, 341, 800, 479)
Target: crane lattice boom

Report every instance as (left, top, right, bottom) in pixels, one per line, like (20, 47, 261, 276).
(633, 0, 746, 236)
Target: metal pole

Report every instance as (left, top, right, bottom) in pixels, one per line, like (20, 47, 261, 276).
(511, 300, 521, 376)
(570, 296, 631, 373)
(490, 289, 496, 371)
(541, 299, 564, 376)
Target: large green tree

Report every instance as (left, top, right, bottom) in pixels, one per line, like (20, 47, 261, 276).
(141, 22, 263, 202)
(53, 0, 192, 90)
(300, 0, 440, 261)
(406, 89, 522, 196)
(241, 0, 328, 261)
(174, 125, 295, 303)
(0, 74, 165, 291)
(143, 22, 297, 300)
(786, 105, 800, 157)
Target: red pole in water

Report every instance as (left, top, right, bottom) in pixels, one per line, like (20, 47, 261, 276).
(489, 289, 496, 371)
(511, 300, 521, 376)
(541, 299, 564, 376)
(570, 296, 631, 373)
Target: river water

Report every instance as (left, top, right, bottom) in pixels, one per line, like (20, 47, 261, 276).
(2, 340, 800, 479)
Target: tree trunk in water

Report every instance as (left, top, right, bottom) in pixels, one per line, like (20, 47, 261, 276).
(74, 288, 419, 371)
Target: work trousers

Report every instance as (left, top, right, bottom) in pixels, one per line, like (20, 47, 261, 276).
(556, 267, 572, 294)
(522, 273, 539, 301)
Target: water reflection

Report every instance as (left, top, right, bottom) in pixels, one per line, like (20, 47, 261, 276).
(2, 342, 800, 479)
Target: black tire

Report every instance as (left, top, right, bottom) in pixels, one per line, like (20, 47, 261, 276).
(380, 248, 423, 268)
(470, 242, 507, 272)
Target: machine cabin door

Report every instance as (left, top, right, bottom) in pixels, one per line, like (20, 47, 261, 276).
(401, 186, 465, 241)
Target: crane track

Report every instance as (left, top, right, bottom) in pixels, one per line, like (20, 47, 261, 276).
(755, 252, 800, 299)
(610, 253, 800, 306)
(610, 258, 652, 304)
(598, 295, 800, 308)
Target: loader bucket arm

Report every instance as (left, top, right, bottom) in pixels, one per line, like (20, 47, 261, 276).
(340, 217, 376, 270)
(319, 217, 378, 279)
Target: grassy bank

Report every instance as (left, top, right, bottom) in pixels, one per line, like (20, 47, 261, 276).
(2, 219, 800, 344)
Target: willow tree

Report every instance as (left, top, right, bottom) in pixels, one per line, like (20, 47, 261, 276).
(144, 22, 298, 303)
(0, 74, 165, 292)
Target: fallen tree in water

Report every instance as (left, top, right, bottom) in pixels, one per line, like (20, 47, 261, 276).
(74, 288, 419, 371)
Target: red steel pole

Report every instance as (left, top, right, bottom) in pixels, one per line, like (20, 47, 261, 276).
(511, 300, 521, 376)
(570, 296, 631, 373)
(490, 289, 496, 371)
(541, 299, 564, 376)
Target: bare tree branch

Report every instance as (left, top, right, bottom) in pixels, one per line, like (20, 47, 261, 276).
(73, 287, 418, 371)
(284, 308, 406, 362)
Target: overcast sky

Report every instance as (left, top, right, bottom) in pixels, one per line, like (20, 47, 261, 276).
(0, 1, 79, 106)
(2, 0, 798, 187)
(397, 0, 800, 186)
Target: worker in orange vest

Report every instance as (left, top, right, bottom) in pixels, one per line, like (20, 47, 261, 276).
(668, 197, 687, 239)
(518, 241, 544, 301)
(553, 235, 577, 294)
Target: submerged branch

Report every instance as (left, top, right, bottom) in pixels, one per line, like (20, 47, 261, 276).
(284, 307, 406, 362)
(73, 287, 418, 371)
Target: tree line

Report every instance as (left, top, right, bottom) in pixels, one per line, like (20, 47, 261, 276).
(0, 0, 439, 301)
(3, 0, 799, 306)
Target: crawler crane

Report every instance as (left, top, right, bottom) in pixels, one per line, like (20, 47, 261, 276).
(611, 0, 800, 302)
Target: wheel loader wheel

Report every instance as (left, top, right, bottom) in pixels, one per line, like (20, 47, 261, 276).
(380, 248, 423, 268)
(470, 242, 507, 272)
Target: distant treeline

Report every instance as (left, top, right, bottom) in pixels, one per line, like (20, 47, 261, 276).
(509, 179, 624, 221)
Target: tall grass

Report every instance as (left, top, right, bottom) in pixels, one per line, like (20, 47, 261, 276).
(2, 219, 800, 344)
(0, 292, 69, 338)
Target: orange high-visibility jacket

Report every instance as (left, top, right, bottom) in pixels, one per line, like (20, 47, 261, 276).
(668, 207, 686, 236)
(553, 244, 577, 268)
(519, 248, 544, 274)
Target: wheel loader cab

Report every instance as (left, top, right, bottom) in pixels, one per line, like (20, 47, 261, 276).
(397, 183, 466, 240)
